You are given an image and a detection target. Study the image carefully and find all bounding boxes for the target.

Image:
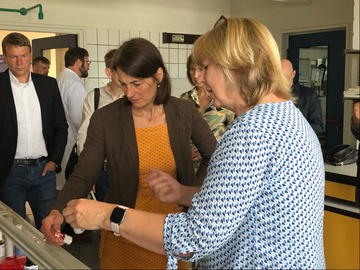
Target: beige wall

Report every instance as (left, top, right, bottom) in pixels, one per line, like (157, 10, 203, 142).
(0, 0, 230, 97)
(1, 0, 355, 96)
(0, 1, 357, 139)
(230, 0, 354, 48)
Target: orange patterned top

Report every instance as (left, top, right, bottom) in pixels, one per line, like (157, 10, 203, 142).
(99, 123, 188, 269)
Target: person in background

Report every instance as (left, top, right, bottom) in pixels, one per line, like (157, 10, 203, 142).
(351, 101, 359, 204)
(76, 49, 124, 201)
(41, 38, 217, 269)
(180, 55, 235, 170)
(56, 47, 90, 190)
(56, 46, 91, 243)
(32, 56, 50, 76)
(281, 59, 324, 134)
(0, 32, 67, 230)
(58, 17, 325, 269)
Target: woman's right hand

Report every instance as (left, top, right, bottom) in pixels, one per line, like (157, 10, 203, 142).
(191, 147, 202, 162)
(41, 210, 65, 246)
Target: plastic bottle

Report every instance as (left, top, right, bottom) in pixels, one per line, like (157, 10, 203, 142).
(73, 228, 85, 234)
(53, 232, 73, 245)
(23, 257, 39, 270)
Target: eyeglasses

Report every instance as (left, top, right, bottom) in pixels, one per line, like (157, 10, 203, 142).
(214, 15, 227, 28)
(189, 67, 203, 75)
(83, 60, 91, 65)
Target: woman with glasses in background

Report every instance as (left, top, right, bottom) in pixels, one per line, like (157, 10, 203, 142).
(60, 17, 325, 269)
(180, 55, 235, 171)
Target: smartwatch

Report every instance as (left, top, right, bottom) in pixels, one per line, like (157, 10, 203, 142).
(110, 205, 127, 236)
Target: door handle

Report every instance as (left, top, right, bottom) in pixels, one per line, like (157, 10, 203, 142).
(326, 119, 341, 130)
(326, 119, 341, 123)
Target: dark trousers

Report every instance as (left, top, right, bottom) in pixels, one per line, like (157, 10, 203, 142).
(0, 159, 57, 230)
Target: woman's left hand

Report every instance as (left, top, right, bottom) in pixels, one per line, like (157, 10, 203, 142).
(62, 199, 116, 231)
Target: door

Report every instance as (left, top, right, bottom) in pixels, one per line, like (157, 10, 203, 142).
(288, 30, 346, 153)
(32, 34, 78, 77)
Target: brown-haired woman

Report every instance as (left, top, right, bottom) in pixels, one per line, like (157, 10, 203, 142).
(41, 38, 216, 269)
(60, 18, 325, 269)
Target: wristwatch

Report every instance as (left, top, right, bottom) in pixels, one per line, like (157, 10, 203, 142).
(110, 205, 127, 236)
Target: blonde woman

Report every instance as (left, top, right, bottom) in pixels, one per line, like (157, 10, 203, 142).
(60, 17, 325, 269)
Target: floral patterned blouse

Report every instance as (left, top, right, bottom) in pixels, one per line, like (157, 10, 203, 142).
(180, 87, 235, 141)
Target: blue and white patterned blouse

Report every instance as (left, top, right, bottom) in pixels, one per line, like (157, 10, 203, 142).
(163, 101, 325, 269)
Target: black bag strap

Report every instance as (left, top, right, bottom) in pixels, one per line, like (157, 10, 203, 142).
(94, 88, 100, 111)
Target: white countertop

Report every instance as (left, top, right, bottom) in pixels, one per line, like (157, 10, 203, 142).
(324, 163, 357, 178)
(324, 197, 360, 215)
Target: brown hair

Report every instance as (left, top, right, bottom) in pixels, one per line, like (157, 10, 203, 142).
(192, 18, 293, 106)
(113, 38, 171, 105)
(104, 49, 117, 69)
(2, 32, 31, 56)
(64, 47, 89, 67)
(33, 56, 50, 65)
(186, 55, 195, 86)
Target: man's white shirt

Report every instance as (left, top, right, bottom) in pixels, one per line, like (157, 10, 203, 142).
(10, 70, 47, 159)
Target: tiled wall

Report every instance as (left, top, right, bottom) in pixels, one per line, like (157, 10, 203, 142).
(85, 27, 193, 93)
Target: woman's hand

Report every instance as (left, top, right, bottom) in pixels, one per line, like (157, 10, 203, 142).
(145, 168, 183, 204)
(62, 199, 116, 231)
(191, 147, 202, 162)
(146, 168, 200, 207)
(41, 210, 65, 246)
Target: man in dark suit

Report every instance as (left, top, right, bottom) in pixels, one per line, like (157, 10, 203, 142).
(0, 32, 68, 230)
(281, 59, 324, 134)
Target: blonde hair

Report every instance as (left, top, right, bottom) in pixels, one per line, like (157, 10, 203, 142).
(192, 18, 293, 106)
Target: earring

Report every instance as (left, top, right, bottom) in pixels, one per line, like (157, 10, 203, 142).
(157, 84, 160, 88)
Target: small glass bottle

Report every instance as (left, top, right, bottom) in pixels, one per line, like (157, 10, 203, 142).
(23, 257, 38, 270)
(53, 232, 73, 245)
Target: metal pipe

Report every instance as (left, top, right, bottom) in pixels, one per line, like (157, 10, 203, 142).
(0, 4, 43, 19)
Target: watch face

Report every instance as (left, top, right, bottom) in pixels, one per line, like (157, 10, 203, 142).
(110, 207, 126, 224)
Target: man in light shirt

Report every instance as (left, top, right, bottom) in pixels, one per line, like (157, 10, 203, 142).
(32, 56, 50, 76)
(0, 32, 68, 230)
(77, 49, 123, 201)
(56, 47, 90, 190)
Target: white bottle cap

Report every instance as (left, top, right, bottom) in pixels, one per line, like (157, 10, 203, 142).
(63, 234, 73, 245)
(74, 228, 85, 234)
